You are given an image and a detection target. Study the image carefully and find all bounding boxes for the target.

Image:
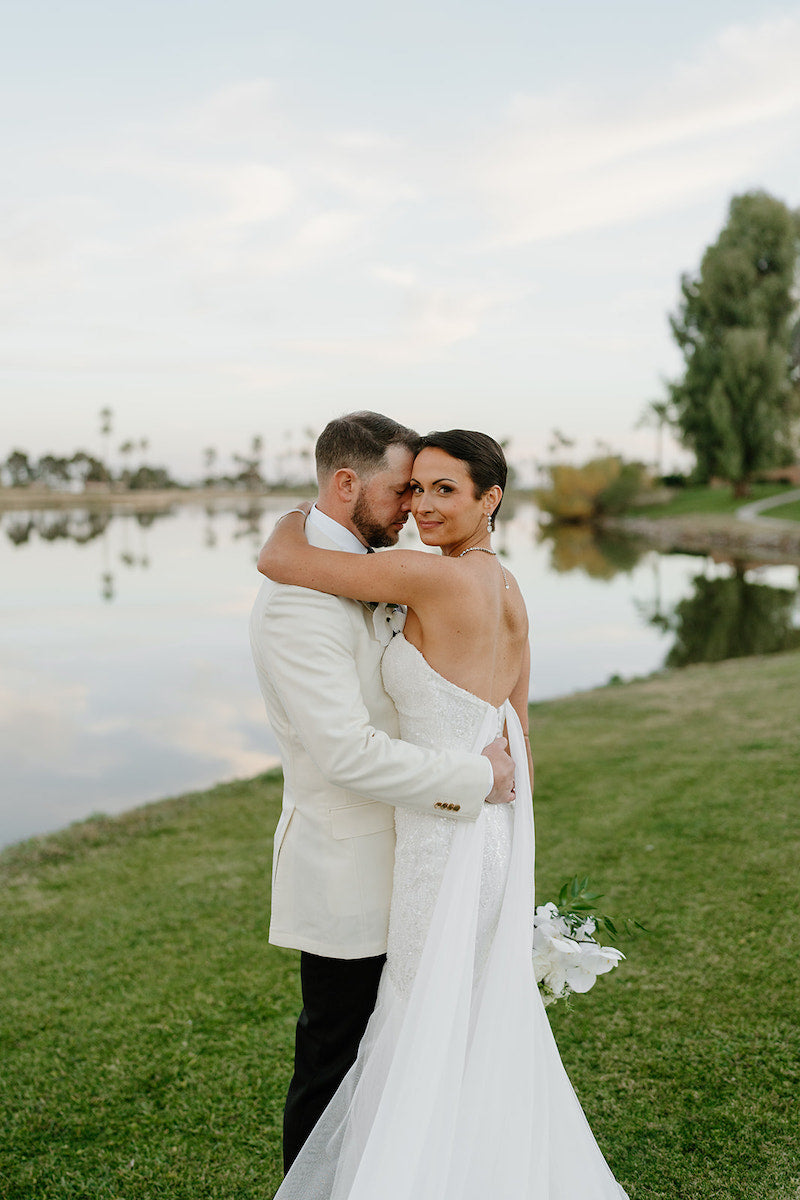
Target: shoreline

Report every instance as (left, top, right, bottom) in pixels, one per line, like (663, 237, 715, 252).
(0, 487, 301, 514)
(0, 754, 283, 857)
(600, 512, 800, 566)
(3, 487, 800, 563)
(3, 644, 799, 860)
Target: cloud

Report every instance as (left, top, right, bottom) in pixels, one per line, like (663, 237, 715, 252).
(0, 668, 110, 774)
(372, 265, 508, 348)
(171, 79, 280, 145)
(4, 14, 800, 437)
(141, 685, 279, 780)
(473, 14, 800, 244)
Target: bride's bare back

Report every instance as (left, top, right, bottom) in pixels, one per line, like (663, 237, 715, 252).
(402, 553, 528, 709)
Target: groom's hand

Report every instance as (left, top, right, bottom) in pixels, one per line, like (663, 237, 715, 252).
(482, 737, 515, 804)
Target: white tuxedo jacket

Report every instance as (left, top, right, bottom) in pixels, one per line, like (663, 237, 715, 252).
(249, 521, 492, 959)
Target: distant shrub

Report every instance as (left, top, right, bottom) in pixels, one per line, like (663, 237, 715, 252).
(127, 465, 178, 490)
(535, 456, 650, 523)
(597, 460, 647, 515)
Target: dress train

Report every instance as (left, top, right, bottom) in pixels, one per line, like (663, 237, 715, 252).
(274, 637, 628, 1198)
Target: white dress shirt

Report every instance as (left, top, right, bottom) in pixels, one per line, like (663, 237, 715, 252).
(306, 504, 368, 554)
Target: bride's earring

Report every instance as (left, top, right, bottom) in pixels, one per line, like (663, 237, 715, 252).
(486, 512, 492, 533)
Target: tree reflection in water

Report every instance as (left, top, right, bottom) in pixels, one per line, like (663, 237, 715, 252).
(660, 567, 800, 668)
(4, 508, 799, 669)
(231, 502, 267, 546)
(538, 523, 646, 580)
(0, 503, 270, 602)
(2, 509, 113, 547)
(540, 523, 800, 670)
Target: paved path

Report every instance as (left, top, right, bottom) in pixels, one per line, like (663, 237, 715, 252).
(736, 488, 800, 523)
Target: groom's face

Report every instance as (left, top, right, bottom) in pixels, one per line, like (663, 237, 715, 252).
(352, 444, 415, 548)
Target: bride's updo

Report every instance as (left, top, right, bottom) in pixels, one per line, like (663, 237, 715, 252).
(418, 429, 507, 530)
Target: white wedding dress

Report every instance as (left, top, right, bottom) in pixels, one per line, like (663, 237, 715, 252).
(274, 633, 629, 1199)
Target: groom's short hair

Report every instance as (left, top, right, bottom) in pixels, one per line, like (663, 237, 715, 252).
(315, 412, 420, 481)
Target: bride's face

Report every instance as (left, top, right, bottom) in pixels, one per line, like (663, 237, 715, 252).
(410, 447, 491, 548)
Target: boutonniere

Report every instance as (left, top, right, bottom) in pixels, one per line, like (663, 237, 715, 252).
(371, 601, 406, 646)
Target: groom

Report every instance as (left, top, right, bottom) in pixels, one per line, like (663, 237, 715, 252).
(249, 411, 515, 1171)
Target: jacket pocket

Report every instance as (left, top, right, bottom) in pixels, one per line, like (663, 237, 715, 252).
(329, 800, 395, 841)
(271, 806, 295, 886)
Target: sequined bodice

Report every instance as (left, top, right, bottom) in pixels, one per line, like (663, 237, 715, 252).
(381, 632, 502, 752)
(380, 634, 513, 996)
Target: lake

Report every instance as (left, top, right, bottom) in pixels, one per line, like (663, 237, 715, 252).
(1, 497, 798, 848)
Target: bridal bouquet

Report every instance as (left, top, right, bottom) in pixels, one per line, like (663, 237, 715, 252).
(533, 877, 634, 1006)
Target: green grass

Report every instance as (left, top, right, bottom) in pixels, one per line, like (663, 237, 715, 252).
(761, 498, 800, 522)
(2, 653, 800, 1199)
(628, 483, 788, 518)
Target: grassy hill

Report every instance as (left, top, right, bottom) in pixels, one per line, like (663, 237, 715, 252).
(2, 652, 799, 1199)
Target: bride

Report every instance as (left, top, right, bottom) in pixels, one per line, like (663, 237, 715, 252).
(258, 429, 629, 1199)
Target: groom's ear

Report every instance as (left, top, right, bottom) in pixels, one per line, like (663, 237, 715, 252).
(332, 466, 360, 504)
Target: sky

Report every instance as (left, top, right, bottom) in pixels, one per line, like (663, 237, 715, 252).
(3, 0, 800, 479)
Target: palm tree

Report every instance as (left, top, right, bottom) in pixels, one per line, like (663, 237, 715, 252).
(118, 440, 136, 488)
(99, 407, 113, 481)
(637, 401, 671, 477)
(546, 429, 575, 459)
(250, 435, 264, 492)
(203, 446, 218, 487)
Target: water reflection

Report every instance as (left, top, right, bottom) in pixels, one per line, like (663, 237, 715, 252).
(1, 500, 798, 846)
(649, 567, 800, 667)
(231, 502, 269, 545)
(538, 523, 646, 579)
(1, 501, 272, 604)
(5, 508, 113, 546)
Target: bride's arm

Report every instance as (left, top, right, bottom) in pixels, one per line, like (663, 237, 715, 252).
(257, 510, 446, 605)
(509, 639, 534, 791)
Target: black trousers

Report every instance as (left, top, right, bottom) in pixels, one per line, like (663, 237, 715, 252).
(283, 950, 386, 1173)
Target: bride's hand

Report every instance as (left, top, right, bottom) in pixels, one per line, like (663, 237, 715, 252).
(277, 500, 313, 522)
(258, 503, 313, 578)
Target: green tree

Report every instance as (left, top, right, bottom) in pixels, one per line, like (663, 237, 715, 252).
(4, 449, 34, 487)
(70, 450, 110, 486)
(36, 454, 72, 490)
(118, 440, 136, 487)
(233, 435, 265, 492)
(127, 464, 176, 490)
(669, 190, 800, 495)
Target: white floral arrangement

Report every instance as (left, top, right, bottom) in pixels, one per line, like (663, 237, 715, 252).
(533, 877, 639, 1007)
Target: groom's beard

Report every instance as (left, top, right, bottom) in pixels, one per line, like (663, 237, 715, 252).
(352, 492, 401, 548)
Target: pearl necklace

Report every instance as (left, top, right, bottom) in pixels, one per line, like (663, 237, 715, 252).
(458, 545, 510, 590)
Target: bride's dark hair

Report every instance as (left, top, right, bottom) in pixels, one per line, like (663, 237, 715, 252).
(418, 429, 507, 530)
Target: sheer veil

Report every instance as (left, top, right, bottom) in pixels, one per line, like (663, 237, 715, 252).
(274, 700, 627, 1199)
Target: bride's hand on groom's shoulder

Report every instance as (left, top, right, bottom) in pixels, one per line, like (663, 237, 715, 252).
(257, 503, 313, 577)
